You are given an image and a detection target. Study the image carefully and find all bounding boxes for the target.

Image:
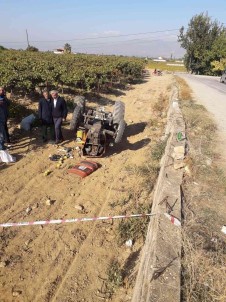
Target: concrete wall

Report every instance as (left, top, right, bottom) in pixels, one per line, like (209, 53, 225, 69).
(132, 87, 185, 302)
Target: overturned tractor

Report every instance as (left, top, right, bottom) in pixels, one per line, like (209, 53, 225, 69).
(70, 96, 126, 157)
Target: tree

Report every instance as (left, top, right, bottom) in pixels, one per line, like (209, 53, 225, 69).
(211, 58, 226, 74)
(64, 43, 72, 54)
(26, 45, 39, 52)
(211, 31, 226, 73)
(0, 45, 7, 51)
(178, 12, 224, 74)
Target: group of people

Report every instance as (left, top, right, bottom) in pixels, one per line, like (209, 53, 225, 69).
(0, 87, 68, 150)
(38, 89, 68, 144)
(153, 68, 162, 76)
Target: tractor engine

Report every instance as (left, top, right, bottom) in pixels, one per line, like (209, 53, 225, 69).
(84, 121, 105, 157)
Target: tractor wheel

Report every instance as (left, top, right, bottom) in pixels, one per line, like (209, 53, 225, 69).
(74, 96, 86, 113)
(114, 119, 126, 144)
(113, 101, 125, 124)
(70, 106, 82, 131)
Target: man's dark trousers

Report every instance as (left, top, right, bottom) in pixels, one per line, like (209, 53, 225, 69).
(42, 123, 55, 141)
(0, 122, 6, 150)
(53, 117, 63, 142)
(4, 122, 10, 143)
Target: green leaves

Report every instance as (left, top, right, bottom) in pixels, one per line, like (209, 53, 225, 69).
(0, 51, 144, 93)
(211, 58, 226, 72)
(178, 12, 225, 75)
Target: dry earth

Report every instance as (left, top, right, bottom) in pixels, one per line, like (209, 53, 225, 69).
(0, 72, 174, 302)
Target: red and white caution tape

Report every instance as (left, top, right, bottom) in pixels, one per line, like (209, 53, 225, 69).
(164, 213, 181, 227)
(0, 213, 182, 229)
(0, 213, 157, 228)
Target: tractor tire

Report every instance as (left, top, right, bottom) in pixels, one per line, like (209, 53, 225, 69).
(114, 119, 126, 144)
(113, 101, 125, 124)
(70, 106, 82, 131)
(74, 96, 86, 113)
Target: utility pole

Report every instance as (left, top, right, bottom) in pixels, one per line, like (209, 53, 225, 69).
(26, 29, 30, 48)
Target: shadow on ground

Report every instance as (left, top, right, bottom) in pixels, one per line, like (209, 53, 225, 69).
(106, 137, 151, 157)
(126, 122, 147, 137)
(106, 121, 150, 156)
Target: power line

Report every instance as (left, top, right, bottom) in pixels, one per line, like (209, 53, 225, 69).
(72, 37, 178, 50)
(0, 28, 180, 44)
(67, 32, 178, 47)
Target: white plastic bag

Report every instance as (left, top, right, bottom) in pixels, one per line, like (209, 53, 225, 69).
(0, 150, 16, 163)
(21, 114, 36, 131)
(221, 225, 226, 235)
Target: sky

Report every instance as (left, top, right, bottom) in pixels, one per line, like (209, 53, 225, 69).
(1, 0, 226, 58)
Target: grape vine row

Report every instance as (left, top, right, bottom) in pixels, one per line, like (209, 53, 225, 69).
(0, 50, 145, 93)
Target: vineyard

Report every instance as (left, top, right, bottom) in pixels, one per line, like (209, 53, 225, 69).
(0, 50, 145, 93)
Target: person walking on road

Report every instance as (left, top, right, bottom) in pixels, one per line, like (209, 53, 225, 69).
(0, 86, 10, 145)
(50, 90, 68, 144)
(38, 89, 55, 143)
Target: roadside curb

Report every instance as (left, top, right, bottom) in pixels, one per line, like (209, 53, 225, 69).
(132, 86, 185, 302)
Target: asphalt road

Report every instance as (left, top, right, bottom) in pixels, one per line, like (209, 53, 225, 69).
(177, 73, 226, 161)
(177, 73, 226, 133)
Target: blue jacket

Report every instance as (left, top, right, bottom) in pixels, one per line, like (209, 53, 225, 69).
(38, 98, 53, 124)
(0, 96, 10, 123)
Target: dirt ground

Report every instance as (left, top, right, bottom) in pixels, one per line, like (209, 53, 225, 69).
(0, 72, 174, 302)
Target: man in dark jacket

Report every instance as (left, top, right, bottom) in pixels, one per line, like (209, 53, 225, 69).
(38, 90, 55, 143)
(50, 90, 68, 144)
(0, 86, 10, 144)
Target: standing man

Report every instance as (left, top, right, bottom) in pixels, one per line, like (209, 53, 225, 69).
(0, 86, 10, 145)
(38, 89, 55, 143)
(0, 102, 6, 150)
(50, 90, 68, 144)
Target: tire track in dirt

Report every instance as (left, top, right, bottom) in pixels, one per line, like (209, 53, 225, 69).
(35, 157, 128, 302)
(29, 178, 113, 301)
(1, 153, 117, 301)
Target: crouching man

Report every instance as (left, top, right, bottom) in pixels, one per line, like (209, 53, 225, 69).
(38, 89, 55, 143)
(50, 90, 68, 144)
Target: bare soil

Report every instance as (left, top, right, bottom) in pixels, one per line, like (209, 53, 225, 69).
(0, 73, 174, 302)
